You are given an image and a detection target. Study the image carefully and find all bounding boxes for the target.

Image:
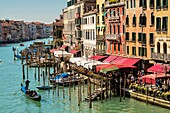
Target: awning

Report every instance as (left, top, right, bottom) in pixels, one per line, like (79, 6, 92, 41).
(60, 45, 67, 50)
(142, 74, 156, 84)
(147, 64, 170, 73)
(99, 66, 119, 74)
(122, 58, 140, 66)
(103, 55, 118, 63)
(90, 55, 107, 61)
(70, 50, 80, 54)
(111, 56, 128, 64)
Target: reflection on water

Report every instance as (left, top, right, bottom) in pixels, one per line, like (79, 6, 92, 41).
(0, 38, 169, 113)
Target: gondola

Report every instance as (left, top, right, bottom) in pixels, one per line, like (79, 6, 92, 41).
(36, 85, 56, 90)
(21, 84, 41, 101)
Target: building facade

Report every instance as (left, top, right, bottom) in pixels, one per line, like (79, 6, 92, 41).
(105, 0, 126, 55)
(151, 0, 170, 63)
(82, 9, 97, 57)
(125, 0, 155, 70)
(96, 0, 106, 55)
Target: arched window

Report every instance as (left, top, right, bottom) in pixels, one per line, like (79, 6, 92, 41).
(133, 14, 136, 26)
(157, 42, 160, 53)
(163, 42, 167, 54)
(126, 15, 129, 26)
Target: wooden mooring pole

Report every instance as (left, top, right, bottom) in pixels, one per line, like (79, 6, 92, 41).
(88, 77, 92, 108)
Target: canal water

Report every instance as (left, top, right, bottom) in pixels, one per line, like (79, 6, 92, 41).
(0, 39, 169, 113)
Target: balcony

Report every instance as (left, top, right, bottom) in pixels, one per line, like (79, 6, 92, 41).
(105, 1, 125, 9)
(151, 53, 170, 61)
(162, 28, 168, 34)
(108, 16, 120, 23)
(105, 34, 120, 42)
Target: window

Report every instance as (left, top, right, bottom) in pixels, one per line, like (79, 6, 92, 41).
(97, 5, 99, 13)
(139, 14, 142, 26)
(157, 42, 160, 53)
(151, 13, 154, 26)
(117, 8, 119, 16)
(127, 46, 129, 54)
(156, 0, 161, 9)
(134, 0, 136, 8)
(84, 18, 87, 24)
(156, 17, 161, 31)
(162, 0, 168, 9)
(110, 43, 112, 53)
(123, 25, 125, 34)
(97, 16, 99, 24)
(118, 44, 120, 52)
(114, 43, 116, 51)
(126, 32, 129, 40)
(149, 33, 154, 45)
(162, 17, 168, 32)
(132, 47, 136, 55)
(118, 24, 120, 34)
(138, 33, 142, 41)
(163, 42, 167, 54)
(110, 9, 112, 17)
(150, 0, 154, 8)
(102, 4, 104, 12)
(130, 0, 133, 8)
(139, 0, 147, 9)
(126, 15, 129, 26)
(114, 24, 116, 34)
(126, 1, 129, 9)
(110, 24, 112, 34)
(138, 47, 142, 56)
(142, 14, 147, 26)
(92, 17, 94, 24)
(102, 16, 104, 23)
(151, 48, 154, 54)
(132, 32, 136, 42)
(142, 33, 146, 45)
(132, 14, 136, 26)
(122, 7, 125, 15)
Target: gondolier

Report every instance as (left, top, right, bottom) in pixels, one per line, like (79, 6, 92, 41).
(25, 80, 30, 89)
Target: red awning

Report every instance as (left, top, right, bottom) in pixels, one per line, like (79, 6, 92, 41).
(70, 50, 80, 54)
(122, 58, 140, 66)
(90, 55, 107, 61)
(103, 55, 118, 63)
(50, 49, 58, 53)
(147, 64, 170, 73)
(142, 74, 156, 84)
(60, 45, 67, 50)
(111, 56, 128, 64)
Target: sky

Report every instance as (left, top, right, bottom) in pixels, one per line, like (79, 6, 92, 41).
(0, 0, 66, 24)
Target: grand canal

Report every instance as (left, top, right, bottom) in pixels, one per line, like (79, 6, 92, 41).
(0, 39, 169, 113)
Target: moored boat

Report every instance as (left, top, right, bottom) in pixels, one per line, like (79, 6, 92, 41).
(20, 43, 24, 46)
(36, 85, 56, 90)
(21, 84, 41, 101)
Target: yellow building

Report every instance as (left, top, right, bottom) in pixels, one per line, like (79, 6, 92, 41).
(152, 0, 170, 62)
(96, 0, 106, 54)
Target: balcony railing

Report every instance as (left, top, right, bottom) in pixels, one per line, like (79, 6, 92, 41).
(151, 52, 170, 61)
(105, 34, 120, 42)
(105, 1, 124, 8)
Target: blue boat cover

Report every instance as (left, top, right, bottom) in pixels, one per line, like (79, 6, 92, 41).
(55, 73, 69, 79)
(21, 86, 27, 94)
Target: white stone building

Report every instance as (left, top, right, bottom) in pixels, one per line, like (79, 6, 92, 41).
(82, 10, 97, 57)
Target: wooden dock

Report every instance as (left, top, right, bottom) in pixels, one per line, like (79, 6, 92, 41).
(122, 88, 170, 109)
(85, 88, 106, 101)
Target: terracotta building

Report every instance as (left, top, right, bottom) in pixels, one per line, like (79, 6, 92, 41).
(105, 0, 126, 55)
